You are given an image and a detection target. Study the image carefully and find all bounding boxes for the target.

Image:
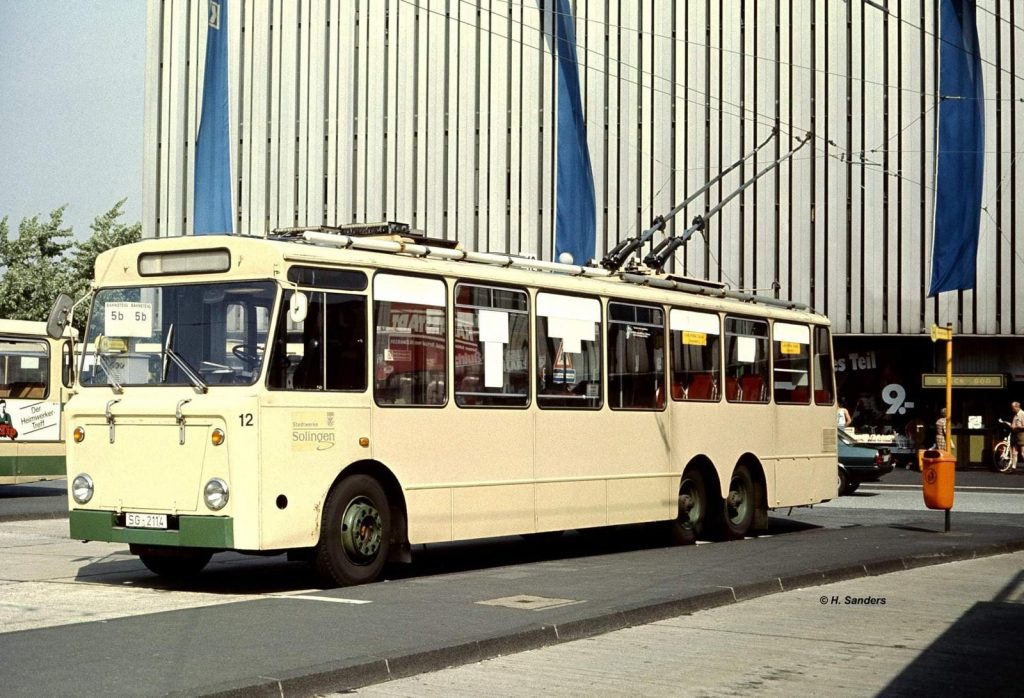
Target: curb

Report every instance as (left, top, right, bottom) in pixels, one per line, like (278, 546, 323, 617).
(196, 537, 1024, 697)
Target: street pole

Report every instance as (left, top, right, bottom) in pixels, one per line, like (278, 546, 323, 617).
(927, 323, 955, 532)
(945, 323, 953, 533)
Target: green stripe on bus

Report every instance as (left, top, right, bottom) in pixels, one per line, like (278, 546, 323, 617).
(0, 455, 66, 478)
(69, 510, 234, 549)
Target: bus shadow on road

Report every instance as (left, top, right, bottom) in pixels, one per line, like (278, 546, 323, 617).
(72, 519, 824, 593)
(881, 570, 1024, 695)
(0, 483, 66, 499)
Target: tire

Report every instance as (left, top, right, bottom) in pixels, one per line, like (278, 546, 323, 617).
(837, 468, 849, 497)
(136, 547, 212, 579)
(994, 442, 1013, 473)
(845, 482, 860, 495)
(315, 475, 391, 587)
(669, 469, 708, 545)
(712, 465, 755, 540)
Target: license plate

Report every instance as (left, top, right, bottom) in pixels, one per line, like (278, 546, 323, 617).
(125, 512, 168, 529)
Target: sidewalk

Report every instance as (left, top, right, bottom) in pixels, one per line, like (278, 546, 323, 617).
(351, 551, 1024, 697)
(2, 512, 1024, 696)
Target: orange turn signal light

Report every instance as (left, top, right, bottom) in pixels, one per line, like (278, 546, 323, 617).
(73, 427, 85, 443)
(211, 428, 225, 446)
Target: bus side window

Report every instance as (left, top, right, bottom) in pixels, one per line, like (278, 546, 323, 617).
(536, 293, 602, 409)
(373, 274, 447, 407)
(813, 326, 835, 405)
(669, 309, 721, 402)
(724, 316, 769, 404)
(268, 290, 322, 391)
(0, 339, 50, 399)
(608, 302, 665, 410)
(325, 294, 367, 391)
(62, 340, 74, 387)
(453, 283, 529, 408)
(773, 322, 810, 404)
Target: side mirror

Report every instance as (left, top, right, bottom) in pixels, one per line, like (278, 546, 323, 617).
(46, 294, 74, 339)
(288, 291, 308, 324)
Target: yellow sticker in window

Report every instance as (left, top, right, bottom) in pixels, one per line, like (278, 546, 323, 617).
(780, 341, 802, 355)
(682, 331, 707, 346)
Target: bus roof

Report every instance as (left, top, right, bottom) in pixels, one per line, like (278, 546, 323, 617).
(0, 318, 76, 340)
(93, 230, 829, 325)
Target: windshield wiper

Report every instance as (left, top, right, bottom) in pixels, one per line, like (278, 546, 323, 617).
(93, 351, 124, 395)
(162, 324, 209, 394)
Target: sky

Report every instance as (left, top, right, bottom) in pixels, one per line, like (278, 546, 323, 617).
(0, 1, 147, 240)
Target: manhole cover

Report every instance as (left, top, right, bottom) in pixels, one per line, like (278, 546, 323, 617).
(476, 594, 580, 611)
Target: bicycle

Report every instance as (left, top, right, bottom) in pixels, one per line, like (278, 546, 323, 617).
(992, 420, 1017, 472)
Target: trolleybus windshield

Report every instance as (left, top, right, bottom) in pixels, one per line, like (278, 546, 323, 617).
(80, 281, 277, 388)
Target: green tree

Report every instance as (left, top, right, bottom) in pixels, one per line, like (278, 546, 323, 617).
(0, 206, 75, 321)
(69, 199, 142, 299)
(0, 200, 141, 326)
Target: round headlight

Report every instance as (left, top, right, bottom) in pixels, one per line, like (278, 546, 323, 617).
(72, 474, 94, 504)
(203, 478, 229, 511)
(73, 426, 85, 443)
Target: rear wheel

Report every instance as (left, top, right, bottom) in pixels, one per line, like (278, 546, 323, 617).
(712, 466, 755, 540)
(315, 475, 391, 587)
(669, 469, 708, 545)
(135, 546, 212, 579)
(994, 442, 1013, 472)
(837, 468, 849, 497)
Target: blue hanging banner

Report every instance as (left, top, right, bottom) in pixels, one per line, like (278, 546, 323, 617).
(194, 0, 233, 235)
(929, 0, 984, 296)
(552, 0, 596, 265)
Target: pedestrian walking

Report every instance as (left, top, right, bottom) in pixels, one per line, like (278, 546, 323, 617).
(935, 408, 948, 452)
(1010, 401, 1024, 470)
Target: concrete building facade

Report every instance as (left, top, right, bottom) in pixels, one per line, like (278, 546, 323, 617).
(142, 1, 1024, 455)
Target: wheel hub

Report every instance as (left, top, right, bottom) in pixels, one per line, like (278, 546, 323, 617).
(340, 497, 383, 562)
(727, 483, 749, 522)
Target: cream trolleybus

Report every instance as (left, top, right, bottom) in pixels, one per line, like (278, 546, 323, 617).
(0, 319, 76, 485)
(59, 224, 838, 585)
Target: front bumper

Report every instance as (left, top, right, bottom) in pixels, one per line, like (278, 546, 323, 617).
(842, 460, 895, 483)
(69, 510, 234, 549)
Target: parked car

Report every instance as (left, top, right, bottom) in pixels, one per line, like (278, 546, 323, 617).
(837, 428, 894, 495)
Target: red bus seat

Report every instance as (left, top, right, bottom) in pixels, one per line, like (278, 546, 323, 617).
(687, 373, 716, 400)
(739, 375, 766, 402)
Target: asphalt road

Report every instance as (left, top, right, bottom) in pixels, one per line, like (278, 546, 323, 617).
(2, 472, 1024, 696)
(0, 479, 67, 521)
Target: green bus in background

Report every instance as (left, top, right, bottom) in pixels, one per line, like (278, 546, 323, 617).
(0, 319, 76, 485)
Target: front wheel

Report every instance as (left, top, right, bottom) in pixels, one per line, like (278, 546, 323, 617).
(315, 475, 391, 587)
(994, 442, 1013, 472)
(712, 465, 755, 540)
(669, 469, 708, 545)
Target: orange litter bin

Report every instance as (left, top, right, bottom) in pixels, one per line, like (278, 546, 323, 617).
(921, 449, 955, 512)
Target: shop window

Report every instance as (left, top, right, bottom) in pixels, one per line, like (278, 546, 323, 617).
(773, 322, 811, 404)
(669, 309, 721, 402)
(454, 283, 530, 407)
(536, 293, 602, 409)
(724, 317, 769, 403)
(608, 302, 665, 410)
